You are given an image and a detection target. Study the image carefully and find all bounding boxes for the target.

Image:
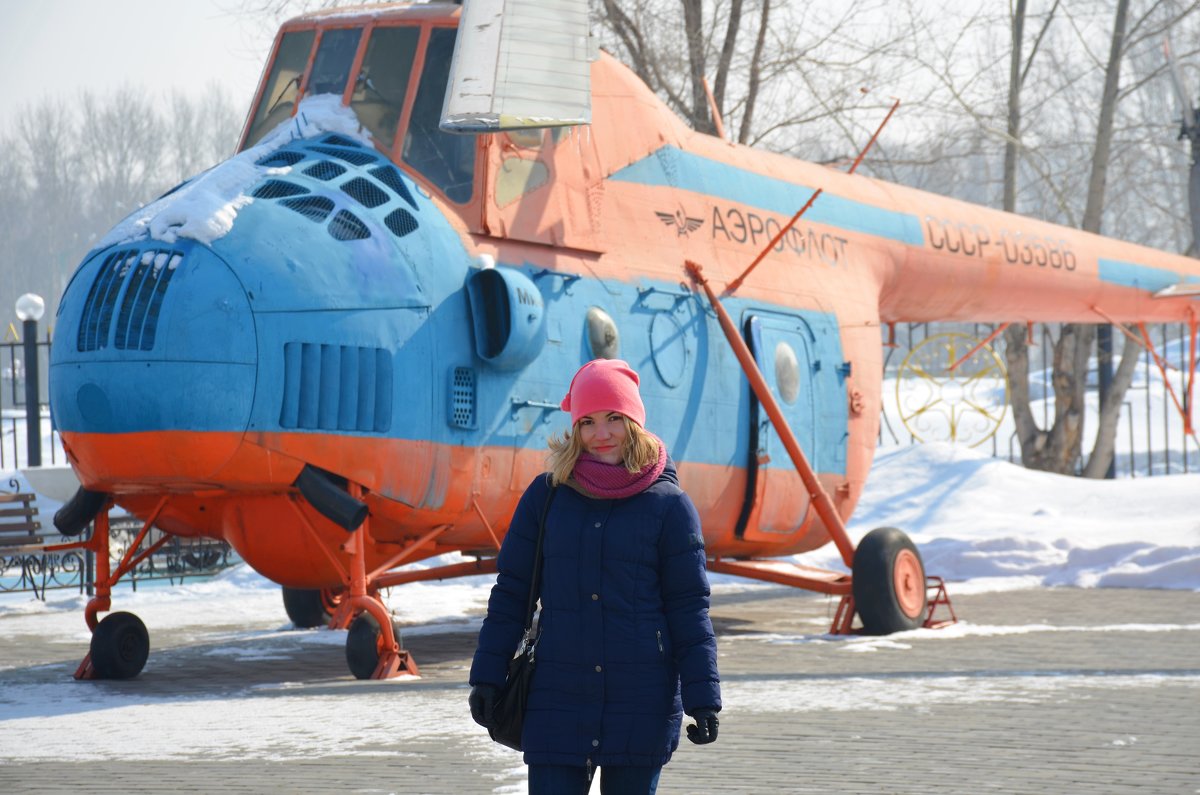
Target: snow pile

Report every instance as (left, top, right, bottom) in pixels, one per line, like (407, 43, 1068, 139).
(786, 442, 1200, 592)
(98, 94, 371, 248)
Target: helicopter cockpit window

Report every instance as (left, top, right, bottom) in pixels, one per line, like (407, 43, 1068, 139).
(349, 27, 419, 150)
(243, 30, 315, 148)
(308, 28, 363, 96)
(402, 28, 475, 204)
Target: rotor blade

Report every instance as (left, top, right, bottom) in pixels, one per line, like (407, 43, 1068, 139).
(441, 0, 595, 133)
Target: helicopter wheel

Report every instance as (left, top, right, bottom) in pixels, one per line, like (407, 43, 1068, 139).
(90, 611, 150, 679)
(345, 611, 402, 680)
(282, 586, 342, 629)
(852, 527, 927, 635)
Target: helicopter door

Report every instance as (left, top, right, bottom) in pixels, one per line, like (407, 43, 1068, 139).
(738, 313, 819, 542)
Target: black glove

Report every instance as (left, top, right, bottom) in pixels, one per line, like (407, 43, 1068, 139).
(469, 684, 498, 728)
(686, 708, 720, 744)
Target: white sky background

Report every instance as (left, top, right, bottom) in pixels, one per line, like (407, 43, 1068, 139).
(0, 0, 274, 128)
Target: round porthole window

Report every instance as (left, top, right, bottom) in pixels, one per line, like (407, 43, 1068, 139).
(775, 341, 800, 404)
(587, 307, 620, 359)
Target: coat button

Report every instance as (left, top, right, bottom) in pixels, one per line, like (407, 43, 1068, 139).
(594, 522, 601, 528)
(592, 739, 600, 747)
(591, 593, 599, 601)
(595, 665, 602, 672)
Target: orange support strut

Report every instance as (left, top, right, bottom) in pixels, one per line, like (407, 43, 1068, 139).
(685, 259, 857, 569)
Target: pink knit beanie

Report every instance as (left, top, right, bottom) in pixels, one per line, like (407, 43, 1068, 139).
(560, 359, 646, 427)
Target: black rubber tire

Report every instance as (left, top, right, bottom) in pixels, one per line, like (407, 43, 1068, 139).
(345, 612, 402, 680)
(852, 527, 927, 635)
(282, 587, 332, 629)
(90, 611, 150, 679)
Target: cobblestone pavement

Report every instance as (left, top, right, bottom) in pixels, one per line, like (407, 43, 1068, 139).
(2, 587, 1198, 794)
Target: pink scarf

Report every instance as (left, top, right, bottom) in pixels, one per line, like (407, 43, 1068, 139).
(571, 436, 668, 499)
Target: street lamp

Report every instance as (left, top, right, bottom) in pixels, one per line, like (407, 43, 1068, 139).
(15, 293, 45, 467)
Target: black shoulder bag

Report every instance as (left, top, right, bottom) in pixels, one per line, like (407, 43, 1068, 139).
(489, 480, 557, 751)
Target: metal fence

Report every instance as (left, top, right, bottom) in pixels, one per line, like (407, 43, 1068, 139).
(0, 516, 237, 600)
(881, 322, 1199, 477)
(1, 336, 60, 470)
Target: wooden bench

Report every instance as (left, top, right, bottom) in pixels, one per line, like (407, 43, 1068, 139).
(0, 492, 44, 554)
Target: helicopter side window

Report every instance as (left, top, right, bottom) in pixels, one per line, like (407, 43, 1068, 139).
(350, 27, 419, 151)
(243, 30, 315, 148)
(403, 28, 475, 204)
(308, 28, 363, 96)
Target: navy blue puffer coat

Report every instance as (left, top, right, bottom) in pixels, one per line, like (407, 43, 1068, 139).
(470, 459, 722, 767)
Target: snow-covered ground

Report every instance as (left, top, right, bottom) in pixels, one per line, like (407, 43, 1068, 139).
(2, 318, 1197, 786)
(0, 439, 1197, 783)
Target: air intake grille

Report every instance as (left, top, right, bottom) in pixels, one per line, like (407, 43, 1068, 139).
(311, 145, 378, 167)
(304, 160, 347, 181)
(328, 209, 370, 241)
(450, 367, 477, 429)
(281, 195, 335, 223)
(77, 248, 182, 352)
(369, 165, 417, 209)
(280, 343, 393, 433)
(341, 177, 389, 209)
(322, 134, 364, 148)
(256, 150, 306, 168)
(253, 180, 309, 199)
(385, 208, 419, 238)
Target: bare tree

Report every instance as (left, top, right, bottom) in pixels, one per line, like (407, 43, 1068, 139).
(0, 86, 242, 327)
(996, 0, 1199, 476)
(167, 83, 243, 184)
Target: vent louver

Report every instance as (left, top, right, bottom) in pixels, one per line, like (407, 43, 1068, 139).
(450, 367, 477, 429)
(279, 343, 393, 432)
(77, 248, 182, 352)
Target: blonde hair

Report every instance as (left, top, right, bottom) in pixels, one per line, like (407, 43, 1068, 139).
(546, 415, 660, 486)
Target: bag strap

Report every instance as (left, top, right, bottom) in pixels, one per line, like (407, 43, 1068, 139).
(523, 476, 557, 632)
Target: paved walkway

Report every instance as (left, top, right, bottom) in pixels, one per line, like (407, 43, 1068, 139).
(2, 587, 1198, 794)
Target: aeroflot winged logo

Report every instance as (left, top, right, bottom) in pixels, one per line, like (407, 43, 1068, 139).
(655, 208, 705, 237)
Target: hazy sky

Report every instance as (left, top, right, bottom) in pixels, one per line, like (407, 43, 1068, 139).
(0, 0, 278, 127)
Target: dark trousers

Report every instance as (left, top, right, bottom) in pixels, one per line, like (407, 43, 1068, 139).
(528, 764, 663, 795)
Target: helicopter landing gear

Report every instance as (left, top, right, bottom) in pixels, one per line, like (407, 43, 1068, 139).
(89, 611, 150, 679)
(282, 586, 344, 629)
(852, 527, 927, 635)
(43, 498, 172, 680)
(346, 611, 407, 680)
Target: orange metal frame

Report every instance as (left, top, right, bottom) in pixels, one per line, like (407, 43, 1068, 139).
(287, 483, 421, 678)
(44, 498, 171, 679)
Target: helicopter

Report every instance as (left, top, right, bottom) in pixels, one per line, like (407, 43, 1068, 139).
(44, 0, 1200, 681)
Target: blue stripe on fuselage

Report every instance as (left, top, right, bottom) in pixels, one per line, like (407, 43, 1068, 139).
(1098, 258, 1200, 292)
(609, 145, 924, 246)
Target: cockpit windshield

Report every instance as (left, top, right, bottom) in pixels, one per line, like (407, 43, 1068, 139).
(243, 30, 314, 148)
(242, 22, 475, 205)
(402, 28, 475, 205)
(349, 27, 419, 151)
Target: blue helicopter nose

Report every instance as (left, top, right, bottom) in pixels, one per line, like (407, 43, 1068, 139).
(51, 242, 256, 455)
(50, 131, 470, 485)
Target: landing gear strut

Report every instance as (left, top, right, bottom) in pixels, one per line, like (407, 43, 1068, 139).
(43, 498, 170, 680)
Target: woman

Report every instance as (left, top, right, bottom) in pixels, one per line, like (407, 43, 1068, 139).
(470, 358, 722, 795)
